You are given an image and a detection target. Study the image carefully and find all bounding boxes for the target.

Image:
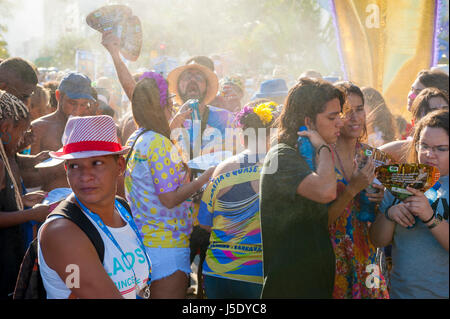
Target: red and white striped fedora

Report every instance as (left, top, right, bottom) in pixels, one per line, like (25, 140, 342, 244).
(49, 115, 129, 160)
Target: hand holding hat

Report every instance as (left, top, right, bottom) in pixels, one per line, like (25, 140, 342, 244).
(87, 5, 142, 61)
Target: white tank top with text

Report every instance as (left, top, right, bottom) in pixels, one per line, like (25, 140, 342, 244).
(37, 212, 151, 299)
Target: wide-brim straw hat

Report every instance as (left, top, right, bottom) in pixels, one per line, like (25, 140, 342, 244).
(167, 62, 218, 105)
(49, 115, 129, 161)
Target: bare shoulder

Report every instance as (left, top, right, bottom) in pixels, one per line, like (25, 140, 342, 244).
(40, 217, 95, 258)
(31, 113, 59, 135)
(379, 140, 410, 163)
(212, 155, 242, 179)
(31, 112, 58, 126)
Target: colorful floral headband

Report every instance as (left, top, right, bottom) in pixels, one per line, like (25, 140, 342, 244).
(234, 101, 277, 127)
(139, 71, 169, 108)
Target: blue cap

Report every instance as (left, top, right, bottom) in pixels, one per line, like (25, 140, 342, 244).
(252, 78, 288, 100)
(58, 72, 94, 101)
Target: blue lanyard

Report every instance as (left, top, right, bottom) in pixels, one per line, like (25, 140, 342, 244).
(74, 196, 151, 292)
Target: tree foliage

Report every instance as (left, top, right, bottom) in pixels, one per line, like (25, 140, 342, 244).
(0, 0, 12, 59)
(130, 0, 339, 77)
(33, 0, 340, 78)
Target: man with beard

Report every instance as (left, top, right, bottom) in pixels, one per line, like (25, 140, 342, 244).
(101, 31, 235, 159)
(167, 59, 235, 159)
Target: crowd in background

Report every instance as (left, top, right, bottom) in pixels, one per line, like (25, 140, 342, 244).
(0, 30, 448, 300)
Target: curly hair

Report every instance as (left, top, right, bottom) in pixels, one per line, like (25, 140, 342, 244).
(407, 109, 449, 163)
(276, 77, 346, 147)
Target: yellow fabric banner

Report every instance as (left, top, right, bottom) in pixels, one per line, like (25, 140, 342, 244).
(333, 0, 437, 119)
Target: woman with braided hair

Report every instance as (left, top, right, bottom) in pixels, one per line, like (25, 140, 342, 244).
(0, 90, 49, 299)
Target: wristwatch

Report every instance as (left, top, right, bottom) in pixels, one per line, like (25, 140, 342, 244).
(427, 216, 442, 229)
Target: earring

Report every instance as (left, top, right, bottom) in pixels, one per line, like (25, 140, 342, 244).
(1, 132, 11, 145)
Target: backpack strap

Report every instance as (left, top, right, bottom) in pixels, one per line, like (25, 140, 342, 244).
(115, 195, 132, 217)
(48, 200, 105, 263)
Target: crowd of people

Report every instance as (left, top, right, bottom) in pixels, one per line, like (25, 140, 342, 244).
(0, 30, 448, 300)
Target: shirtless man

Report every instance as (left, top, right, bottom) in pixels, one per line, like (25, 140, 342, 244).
(29, 72, 95, 191)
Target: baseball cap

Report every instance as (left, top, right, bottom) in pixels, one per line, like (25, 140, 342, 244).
(58, 72, 95, 101)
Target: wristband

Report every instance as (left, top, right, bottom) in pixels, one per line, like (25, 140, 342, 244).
(422, 213, 435, 224)
(317, 144, 332, 156)
(317, 144, 334, 163)
(427, 216, 442, 229)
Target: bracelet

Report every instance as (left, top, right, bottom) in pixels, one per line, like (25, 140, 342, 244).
(422, 213, 435, 224)
(317, 144, 331, 155)
(427, 216, 442, 229)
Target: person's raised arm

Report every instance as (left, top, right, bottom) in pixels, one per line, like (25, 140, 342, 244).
(101, 31, 136, 101)
(296, 130, 337, 204)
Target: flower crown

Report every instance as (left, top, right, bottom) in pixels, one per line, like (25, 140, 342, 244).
(235, 101, 277, 127)
(139, 72, 169, 108)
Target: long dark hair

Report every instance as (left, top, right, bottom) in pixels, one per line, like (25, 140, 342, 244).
(131, 77, 171, 140)
(334, 81, 368, 142)
(276, 78, 346, 147)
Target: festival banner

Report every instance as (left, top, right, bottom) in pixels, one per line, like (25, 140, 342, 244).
(331, 0, 439, 119)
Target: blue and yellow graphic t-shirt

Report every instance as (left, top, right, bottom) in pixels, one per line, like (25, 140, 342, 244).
(198, 164, 263, 284)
